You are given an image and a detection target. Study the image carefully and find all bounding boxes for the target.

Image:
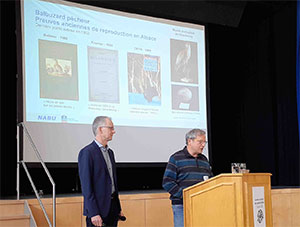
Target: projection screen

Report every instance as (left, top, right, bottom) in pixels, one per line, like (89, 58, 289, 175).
(21, 0, 208, 162)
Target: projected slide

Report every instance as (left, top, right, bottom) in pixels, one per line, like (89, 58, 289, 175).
(23, 0, 207, 129)
(21, 0, 208, 163)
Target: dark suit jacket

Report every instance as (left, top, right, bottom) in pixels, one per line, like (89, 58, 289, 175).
(78, 141, 121, 218)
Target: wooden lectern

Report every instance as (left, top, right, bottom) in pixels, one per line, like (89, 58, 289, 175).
(183, 173, 273, 227)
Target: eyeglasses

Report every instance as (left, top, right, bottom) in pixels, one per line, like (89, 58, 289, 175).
(100, 126, 115, 130)
(194, 140, 208, 145)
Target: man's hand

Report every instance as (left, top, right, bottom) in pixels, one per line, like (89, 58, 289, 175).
(91, 215, 103, 226)
(119, 211, 124, 217)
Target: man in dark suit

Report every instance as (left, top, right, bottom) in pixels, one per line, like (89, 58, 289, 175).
(78, 116, 124, 227)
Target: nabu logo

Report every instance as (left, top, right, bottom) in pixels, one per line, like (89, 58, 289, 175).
(38, 115, 56, 121)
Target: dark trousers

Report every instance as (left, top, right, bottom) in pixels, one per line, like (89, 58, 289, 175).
(86, 195, 119, 227)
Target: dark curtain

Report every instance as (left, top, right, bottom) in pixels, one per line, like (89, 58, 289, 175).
(0, 0, 17, 197)
(209, 2, 299, 186)
(297, 1, 300, 170)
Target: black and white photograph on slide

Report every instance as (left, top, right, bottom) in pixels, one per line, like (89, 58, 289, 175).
(170, 39, 198, 84)
(128, 53, 161, 106)
(39, 39, 79, 100)
(88, 47, 120, 103)
(171, 84, 199, 111)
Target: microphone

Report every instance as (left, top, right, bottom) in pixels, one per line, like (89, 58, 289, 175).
(118, 215, 126, 221)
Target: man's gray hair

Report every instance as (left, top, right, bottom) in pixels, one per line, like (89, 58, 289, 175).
(185, 129, 206, 145)
(92, 116, 111, 136)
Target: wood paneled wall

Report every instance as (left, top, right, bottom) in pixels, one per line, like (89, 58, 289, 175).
(27, 189, 300, 227)
(27, 192, 173, 227)
(272, 188, 300, 227)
